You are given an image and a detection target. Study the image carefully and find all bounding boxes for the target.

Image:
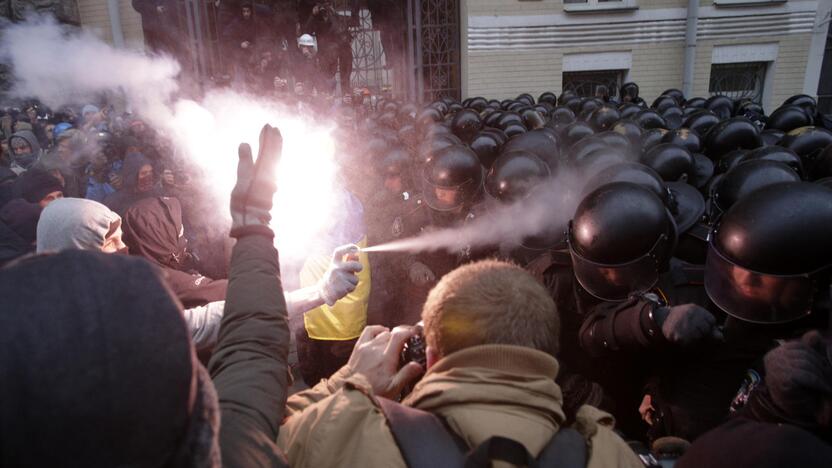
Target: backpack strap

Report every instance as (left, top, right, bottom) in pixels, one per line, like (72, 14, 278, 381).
(377, 397, 468, 468)
(536, 428, 588, 468)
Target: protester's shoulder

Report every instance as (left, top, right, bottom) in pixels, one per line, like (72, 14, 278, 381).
(574, 405, 643, 468)
(279, 375, 405, 468)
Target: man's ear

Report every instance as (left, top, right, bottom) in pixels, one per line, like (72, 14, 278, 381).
(426, 346, 440, 370)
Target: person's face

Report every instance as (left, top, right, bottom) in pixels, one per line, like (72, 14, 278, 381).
(242, 6, 252, 19)
(57, 138, 73, 161)
(384, 174, 403, 194)
(730, 266, 779, 303)
(44, 124, 55, 142)
(39, 191, 63, 208)
(137, 164, 154, 192)
(11, 138, 32, 156)
(301, 45, 316, 59)
(434, 187, 460, 207)
(102, 224, 128, 254)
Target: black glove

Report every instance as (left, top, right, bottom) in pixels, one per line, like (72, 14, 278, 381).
(230, 124, 282, 239)
(763, 330, 832, 426)
(655, 304, 723, 346)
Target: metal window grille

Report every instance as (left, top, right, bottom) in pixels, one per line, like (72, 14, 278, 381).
(709, 62, 767, 104)
(562, 70, 623, 98)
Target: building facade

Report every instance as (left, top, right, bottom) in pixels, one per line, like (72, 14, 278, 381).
(463, 0, 832, 110)
(74, 0, 832, 110)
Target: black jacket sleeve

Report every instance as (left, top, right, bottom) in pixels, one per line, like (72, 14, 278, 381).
(208, 235, 290, 468)
(578, 294, 666, 357)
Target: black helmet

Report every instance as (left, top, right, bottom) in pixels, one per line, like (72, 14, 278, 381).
(558, 90, 577, 105)
(641, 143, 695, 182)
(783, 94, 817, 116)
(481, 127, 508, 146)
(634, 109, 667, 130)
(418, 107, 443, 127)
(549, 106, 576, 127)
(561, 121, 595, 149)
(572, 146, 627, 174)
(642, 128, 670, 152)
(398, 124, 419, 148)
(504, 124, 528, 138)
(595, 130, 631, 150)
(714, 149, 751, 175)
(578, 98, 604, 119)
(485, 150, 551, 203)
(564, 96, 582, 114)
(652, 96, 678, 114)
(710, 160, 801, 217)
(662, 106, 685, 130)
(587, 106, 621, 131)
(685, 97, 707, 109)
(662, 128, 702, 153)
(661, 89, 686, 106)
(501, 129, 560, 168)
(760, 128, 785, 146)
(778, 126, 832, 161)
(766, 105, 813, 132)
(508, 102, 530, 113)
(484, 110, 503, 128)
(583, 161, 705, 233)
(683, 110, 721, 137)
(705, 182, 832, 323)
(705, 95, 734, 120)
(744, 146, 804, 179)
(421, 144, 483, 211)
(538, 91, 558, 106)
(447, 103, 464, 115)
(516, 93, 536, 106)
(703, 117, 762, 160)
(497, 112, 524, 130)
(470, 132, 502, 169)
(467, 97, 488, 112)
(378, 146, 412, 178)
(416, 133, 460, 164)
(568, 135, 610, 165)
(620, 82, 640, 103)
(569, 182, 677, 301)
(451, 109, 482, 143)
(522, 109, 546, 130)
(610, 120, 641, 144)
(618, 103, 642, 120)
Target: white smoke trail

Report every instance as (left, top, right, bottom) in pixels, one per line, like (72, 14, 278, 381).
(364, 168, 592, 254)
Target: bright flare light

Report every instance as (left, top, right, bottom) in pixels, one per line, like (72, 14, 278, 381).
(168, 91, 339, 261)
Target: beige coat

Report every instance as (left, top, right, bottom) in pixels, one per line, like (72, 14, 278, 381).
(278, 344, 643, 468)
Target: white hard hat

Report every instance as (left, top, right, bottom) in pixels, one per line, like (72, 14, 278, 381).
(297, 34, 317, 50)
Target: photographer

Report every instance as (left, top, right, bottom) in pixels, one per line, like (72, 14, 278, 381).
(277, 260, 642, 468)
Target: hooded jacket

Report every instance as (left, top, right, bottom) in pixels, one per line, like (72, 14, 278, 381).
(8, 130, 42, 174)
(36, 197, 121, 253)
(104, 152, 162, 216)
(277, 345, 643, 468)
(122, 196, 227, 308)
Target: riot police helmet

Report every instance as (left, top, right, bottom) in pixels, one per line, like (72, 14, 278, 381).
(421, 144, 484, 211)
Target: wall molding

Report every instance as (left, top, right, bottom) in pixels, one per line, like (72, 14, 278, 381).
(468, 0, 818, 50)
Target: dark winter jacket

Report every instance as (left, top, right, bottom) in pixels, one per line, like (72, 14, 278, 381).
(209, 233, 291, 468)
(0, 199, 40, 266)
(122, 196, 228, 308)
(104, 152, 162, 216)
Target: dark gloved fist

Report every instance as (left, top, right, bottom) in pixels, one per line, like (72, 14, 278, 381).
(230, 124, 282, 239)
(656, 304, 723, 346)
(763, 330, 832, 425)
(318, 244, 363, 306)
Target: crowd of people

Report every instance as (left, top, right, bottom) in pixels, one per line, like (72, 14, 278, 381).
(2, 80, 832, 467)
(131, 0, 405, 97)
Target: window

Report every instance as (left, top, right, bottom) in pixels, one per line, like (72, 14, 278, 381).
(563, 70, 624, 98)
(709, 62, 767, 104)
(564, 0, 638, 13)
(819, 20, 832, 115)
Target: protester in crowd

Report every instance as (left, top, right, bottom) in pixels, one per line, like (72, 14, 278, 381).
(103, 152, 163, 215)
(302, 1, 353, 94)
(132, 0, 182, 58)
(36, 197, 126, 254)
(12, 168, 64, 208)
(0, 198, 41, 266)
(7, 129, 43, 175)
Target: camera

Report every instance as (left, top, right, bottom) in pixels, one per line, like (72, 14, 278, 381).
(399, 322, 426, 368)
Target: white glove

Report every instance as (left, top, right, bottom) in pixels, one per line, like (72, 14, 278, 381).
(318, 244, 363, 306)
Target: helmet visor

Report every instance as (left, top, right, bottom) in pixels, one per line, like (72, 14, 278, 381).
(704, 241, 817, 324)
(568, 222, 665, 301)
(421, 175, 479, 212)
